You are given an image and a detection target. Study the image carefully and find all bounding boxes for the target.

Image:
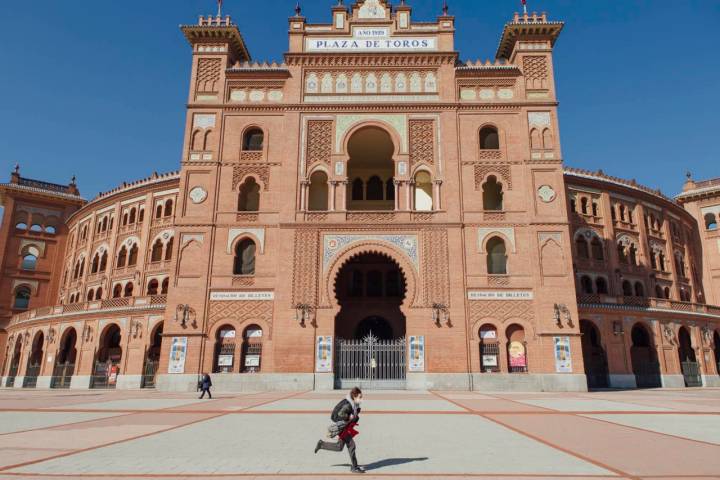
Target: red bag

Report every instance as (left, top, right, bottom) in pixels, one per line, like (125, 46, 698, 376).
(339, 421, 359, 440)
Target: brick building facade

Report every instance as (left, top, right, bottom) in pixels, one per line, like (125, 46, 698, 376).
(1, 1, 719, 392)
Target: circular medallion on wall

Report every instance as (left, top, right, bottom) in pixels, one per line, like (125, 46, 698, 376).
(538, 185, 557, 203)
(189, 187, 208, 204)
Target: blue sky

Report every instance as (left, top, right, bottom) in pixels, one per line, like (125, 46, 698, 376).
(0, 0, 717, 201)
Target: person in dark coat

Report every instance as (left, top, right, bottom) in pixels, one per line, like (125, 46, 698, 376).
(314, 387, 365, 474)
(198, 372, 212, 399)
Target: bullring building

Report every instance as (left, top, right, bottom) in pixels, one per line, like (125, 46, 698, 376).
(1, 1, 719, 392)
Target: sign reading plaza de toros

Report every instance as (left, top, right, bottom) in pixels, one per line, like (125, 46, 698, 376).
(306, 27, 437, 52)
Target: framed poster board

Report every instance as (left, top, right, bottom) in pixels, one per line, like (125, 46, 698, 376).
(168, 337, 188, 374)
(554, 336, 572, 373)
(315, 336, 333, 373)
(408, 336, 425, 372)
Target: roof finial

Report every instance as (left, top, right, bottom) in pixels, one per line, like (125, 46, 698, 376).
(522, 0, 528, 15)
(13, 163, 20, 175)
(217, 0, 223, 17)
(686, 171, 692, 180)
(295, 1, 301, 16)
(442, 0, 449, 16)
(71, 175, 77, 186)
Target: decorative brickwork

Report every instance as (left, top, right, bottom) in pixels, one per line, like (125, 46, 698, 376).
(233, 164, 270, 191)
(523, 56, 548, 90)
(409, 120, 435, 166)
(422, 230, 450, 306)
(196, 58, 222, 93)
(306, 120, 333, 172)
(474, 164, 512, 190)
(208, 300, 274, 338)
(292, 230, 320, 307)
(469, 300, 534, 322)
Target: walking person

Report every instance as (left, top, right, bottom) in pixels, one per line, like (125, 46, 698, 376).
(198, 372, 212, 399)
(314, 387, 365, 474)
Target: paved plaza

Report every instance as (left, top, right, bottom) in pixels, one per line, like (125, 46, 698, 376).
(0, 388, 718, 479)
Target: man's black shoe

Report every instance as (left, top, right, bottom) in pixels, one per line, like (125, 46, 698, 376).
(351, 467, 365, 474)
(314, 440, 322, 454)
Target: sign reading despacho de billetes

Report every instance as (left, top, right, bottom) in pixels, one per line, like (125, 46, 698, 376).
(210, 291, 275, 301)
(467, 291, 534, 301)
(306, 28, 437, 52)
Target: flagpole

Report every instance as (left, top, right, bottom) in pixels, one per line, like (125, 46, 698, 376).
(522, 1, 528, 15)
(217, 0, 223, 17)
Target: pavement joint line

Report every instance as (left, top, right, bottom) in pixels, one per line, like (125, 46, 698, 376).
(577, 413, 720, 448)
(429, 391, 637, 480)
(473, 392, 563, 413)
(0, 390, 311, 474)
(0, 473, 630, 478)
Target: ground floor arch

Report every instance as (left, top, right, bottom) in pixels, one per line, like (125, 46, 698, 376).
(678, 326, 701, 387)
(630, 323, 661, 388)
(142, 322, 164, 388)
(51, 328, 77, 388)
(23, 331, 45, 388)
(5, 336, 23, 387)
(580, 320, 609, 389)
(91, 324, 123, 389)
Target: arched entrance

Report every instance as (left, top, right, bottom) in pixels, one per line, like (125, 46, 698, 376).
(51, 328, 77, 388)
(678, 326, 701, 387)
(334, 251, 407, 389)
(346, 127, 395, 211)
(5, 336, 22, 387)
(142, 322, 163, 388)
(23, 331, 44, 388)
(580, 320, 609, 389)
(714, 331, 720, 377)
(91, 324, 122, 389)
(630, 323, 661, 388)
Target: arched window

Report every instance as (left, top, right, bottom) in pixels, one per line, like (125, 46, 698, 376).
(479, 126, 499, 150)
(91, 254, 100, 273)
(617, 243, 627, 264)
(414, 171, 433, 211)
(386, 178, 395, 201)
(591, 237, 604, 261)
(629, 244, 638, 266)
(658, 252, 667, 271)
(124, 282, 134, 298)
(366, 176, 384, 201)
(151, 240, 163, 263)
(146, 279, 159, 296)
(164, 200, 173, 217)
(214, 325, 237, 373)
(13, 287, 31, 309)
(650, 250, 658, 270)
(100, 251, 108, 272)
(15, 222, 27, 230)
(366, 270, 383, 297)
(113, 284, 123, 298)
(705, 213, 718, 230)
(664, 286, 671, 299)
(101, 217, 108, 231)
(591, 202, 599, 217)
(238, 177, 260, 212)
(655, 285, 664, 298)
(242, 128, 264, 151)
(619, 204, 626, 222)
(241, 325, 264, 373)
(581, 198, 589, 214)
(161, 278, 169, 294)
(575, 236, 589, 259)
(530, 128, 542, 150)
(634, 282, 645, 298)
(21, 250, 38, 271)
(352, 178, 364, 201)
(580, 276, 593, 294)
(233, 239, 256, 275)
(542, 128, 553, 149)
(122, 213, 129, 226)
(31, 224, 43, 233)
(506, 324, 527, 373)
(129, 208, 136, 224)
(165, 238, 174, 261)
(308, 171, 329, 211)
(487, 237, 508, 275)
(482, 176, 503, 211)
(138, 208, 145, 223)
(87, 289, 94, 302)
(596, 277, 609, 294)
(155, 205, 163, 219)
(128, 244, 139, 266)
(350, 270, 364, 297)
(570, 198, 576, 213)
(95, 287, 103, 300)
(622, 280, 633, 297)
(675, 253, 686, 277)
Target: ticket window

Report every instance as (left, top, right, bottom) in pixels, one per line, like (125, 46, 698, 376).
(479, 325, 500, 373)
(241, 325, 263, 373)
(215, 327, 236, 373)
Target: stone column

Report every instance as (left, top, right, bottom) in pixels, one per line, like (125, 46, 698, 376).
(433, 179, 443, 211)
(340, 181, 348, 212)
(329, 181, 337, 211)
(299, 180, 309, 211)
(393, 180, 401, 211)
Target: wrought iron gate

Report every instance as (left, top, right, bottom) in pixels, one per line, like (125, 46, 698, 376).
(335, 335, 406, 390)
(23, 363, 41, 388)
(141, 359, 159, 388)
(681, 361, 702, 388)
(633, 361, 662, 388)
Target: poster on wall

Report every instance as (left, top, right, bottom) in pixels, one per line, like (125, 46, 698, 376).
(408, 336, 425, 372)
(168, 337, 188, 374)
(508, 341, 527, 368)
(217, 355, 234, 367)
(554, 336, 573, 373)
(315, 336, 333, 373)
(482, 355, 498, 367)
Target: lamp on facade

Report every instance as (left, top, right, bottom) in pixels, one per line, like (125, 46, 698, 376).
(294, 304, 314, 327)
(48, 327, 56, 344)
(82, 324, 93, 343)
(432, 303, 450, 327)
(174, 304, 196, 329)
(612, 321, 624, 336)
(131, 320, 143, 339)
(553, 303, 573, 328)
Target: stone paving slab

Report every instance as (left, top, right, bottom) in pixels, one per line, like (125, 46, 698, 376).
(8, 413, 611, 476)
(248, 398, 466, 412)
(0, 411, 121, 434)
(513, 398, 671, 412)
(584, 413, 720, 445)
(49, 398, 206, 411)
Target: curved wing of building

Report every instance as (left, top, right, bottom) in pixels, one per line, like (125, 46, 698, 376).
(1, 1, 718, 391)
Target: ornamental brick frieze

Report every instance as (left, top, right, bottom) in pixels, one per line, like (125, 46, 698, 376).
(469, 300, 534, 323)
(323, 234, 419, 271)
(208, 300, 274, 338)
(305, 120, 333, 172)
(346, 212, 397, 223)
(284, 53, 457, 68)
(292, 230, 320, 307)
(473, 164, 513, 190)
(523, 56, 549, 90)
(196, 58, 222, 93)
(422, 230, 450, 307)
(409, 119, 435, 166)
(232, 164, 270, 191)
(214, 103, 523, 114)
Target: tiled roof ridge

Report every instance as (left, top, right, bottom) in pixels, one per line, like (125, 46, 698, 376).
(563, 167, 674, 204)
(91, 170, 180, 203)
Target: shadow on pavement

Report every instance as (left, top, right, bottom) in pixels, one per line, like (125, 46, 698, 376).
(334, 457, 429, 471)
